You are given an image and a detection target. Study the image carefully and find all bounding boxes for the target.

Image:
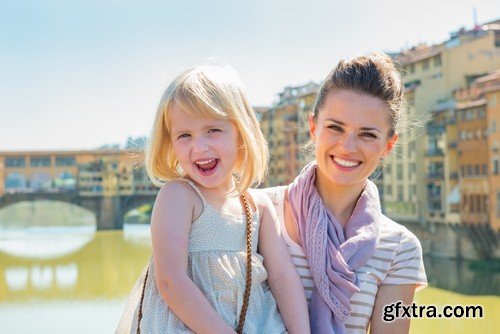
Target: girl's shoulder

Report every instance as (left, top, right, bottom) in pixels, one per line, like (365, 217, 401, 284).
(155, 179, 204, 217)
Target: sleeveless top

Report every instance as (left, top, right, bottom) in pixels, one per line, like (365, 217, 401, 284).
(124, 180, 286, 333)
(264, 186, 427, 333)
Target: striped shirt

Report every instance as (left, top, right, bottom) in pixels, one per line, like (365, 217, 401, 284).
(265, 186, 427, 333)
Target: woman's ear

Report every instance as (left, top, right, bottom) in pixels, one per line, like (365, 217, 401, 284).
(308, 113, 317, 142)
(382, 133, 399, 158)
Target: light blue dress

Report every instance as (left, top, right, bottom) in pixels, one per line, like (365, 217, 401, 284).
(127, 180, 286, 333)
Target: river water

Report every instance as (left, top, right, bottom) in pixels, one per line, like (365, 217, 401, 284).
(0, 202, 498, 333)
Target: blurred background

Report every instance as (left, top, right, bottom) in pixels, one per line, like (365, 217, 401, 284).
(0, 0, 499, 333)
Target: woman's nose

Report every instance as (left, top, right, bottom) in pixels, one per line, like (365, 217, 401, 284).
(339, 133, 356, 152)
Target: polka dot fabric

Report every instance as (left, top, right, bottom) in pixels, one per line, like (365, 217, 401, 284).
(118, 179, 286, 333)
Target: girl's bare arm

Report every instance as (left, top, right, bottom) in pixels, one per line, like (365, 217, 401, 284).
(151, 181, 235, 334)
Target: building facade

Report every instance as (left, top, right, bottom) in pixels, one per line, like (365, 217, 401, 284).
(260, 82, 319, 187)
(0, 150, 155, 198)
(390, 20, 500, 226)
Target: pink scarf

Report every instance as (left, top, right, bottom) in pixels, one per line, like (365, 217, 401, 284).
(288, 161, 381, 334)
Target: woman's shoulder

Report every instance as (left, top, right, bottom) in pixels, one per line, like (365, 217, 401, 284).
(249, 187, 281, 210)
(257, 186, 288, 207)
(378, 214, 422, 247)
(378, 215, 428, 289)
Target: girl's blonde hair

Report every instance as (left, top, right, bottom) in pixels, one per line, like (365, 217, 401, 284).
(145, 64, 268, 196)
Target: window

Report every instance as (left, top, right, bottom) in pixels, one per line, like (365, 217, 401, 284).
(478, 109, 485, 119)
(459, 130, 466, 141)
(398, 185, 404, 201)
(493, 159, 499, 175)
(409, 185, 416, 200)
(30, 156, 51, 167)
(422, 59, 430, 71)
(5, 157, 26, 167)
(56, 156, 76, 166)
(409, 141, 416, 156)
(489, 95, 497, 108)
(397, 163, 403, 179)
(433, 55, 442, 67)
(386, 185, 393, 195)
(409, 163, 416, 179)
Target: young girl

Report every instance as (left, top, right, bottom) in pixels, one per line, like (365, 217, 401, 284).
(118, 65, 310, 334)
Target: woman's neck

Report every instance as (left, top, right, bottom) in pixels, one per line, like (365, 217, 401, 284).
(314, 172, 366, 227)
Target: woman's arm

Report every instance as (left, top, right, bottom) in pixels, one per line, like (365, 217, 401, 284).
(370, 284, 417, 334)
(255, 191, 311, 334)
(151, 181, 235, 334)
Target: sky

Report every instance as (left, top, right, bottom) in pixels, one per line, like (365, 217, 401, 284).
(1, 0, 499, 151)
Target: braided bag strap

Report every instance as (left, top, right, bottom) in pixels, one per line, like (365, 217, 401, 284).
(136, 261, 150, 334)
(135, 194, 253, 334)
(236, 194, 253, 334)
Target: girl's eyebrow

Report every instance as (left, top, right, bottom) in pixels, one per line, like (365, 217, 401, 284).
(172, 129, 188, 136)
(325, 118, 382, 133)
(172, 123, 226, 136)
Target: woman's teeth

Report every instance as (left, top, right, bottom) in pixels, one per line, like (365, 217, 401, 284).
(333, 156, 360, 167)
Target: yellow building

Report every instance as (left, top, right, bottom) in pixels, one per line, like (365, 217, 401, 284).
(484, 72, 500, 231)
(390, 20, 500, 225)
(454, 71, 500, 230)
(260, 82, 319, 187)
(0, 150, 145, 198)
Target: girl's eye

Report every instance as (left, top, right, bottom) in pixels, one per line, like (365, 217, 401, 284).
(177, 133, 191, 139)
(208, 128, 221, 133)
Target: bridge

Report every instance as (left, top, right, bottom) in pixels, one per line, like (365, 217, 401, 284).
(0, 149, 158, 229)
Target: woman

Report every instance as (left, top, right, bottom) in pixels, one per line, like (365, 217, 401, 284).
(264, 52, 427, 334)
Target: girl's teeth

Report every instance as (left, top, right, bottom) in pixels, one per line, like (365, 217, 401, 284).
(196, 159, 215, 165)
(334, 157, 359, 167)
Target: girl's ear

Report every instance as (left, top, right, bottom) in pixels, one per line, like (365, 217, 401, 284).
(382, 133, 399, 158)
(308, 113, 317, 142)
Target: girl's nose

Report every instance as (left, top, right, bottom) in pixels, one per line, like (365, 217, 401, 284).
(193, 137, 209, 153)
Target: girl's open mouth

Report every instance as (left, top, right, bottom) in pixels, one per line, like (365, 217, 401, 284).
(194, 158, 219, 175)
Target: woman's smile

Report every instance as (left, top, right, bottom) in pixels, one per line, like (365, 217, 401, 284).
(309, 89, 398, 192)
(331, 155, 362, 169)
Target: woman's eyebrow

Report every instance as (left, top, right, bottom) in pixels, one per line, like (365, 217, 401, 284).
(360, 127, 382, 133)
(325, 118, 381, 133)
(325, 118, 344, 125)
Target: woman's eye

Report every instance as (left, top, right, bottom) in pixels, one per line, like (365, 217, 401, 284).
(328, 125, 343, 132)
(361, 132, 377, 139)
